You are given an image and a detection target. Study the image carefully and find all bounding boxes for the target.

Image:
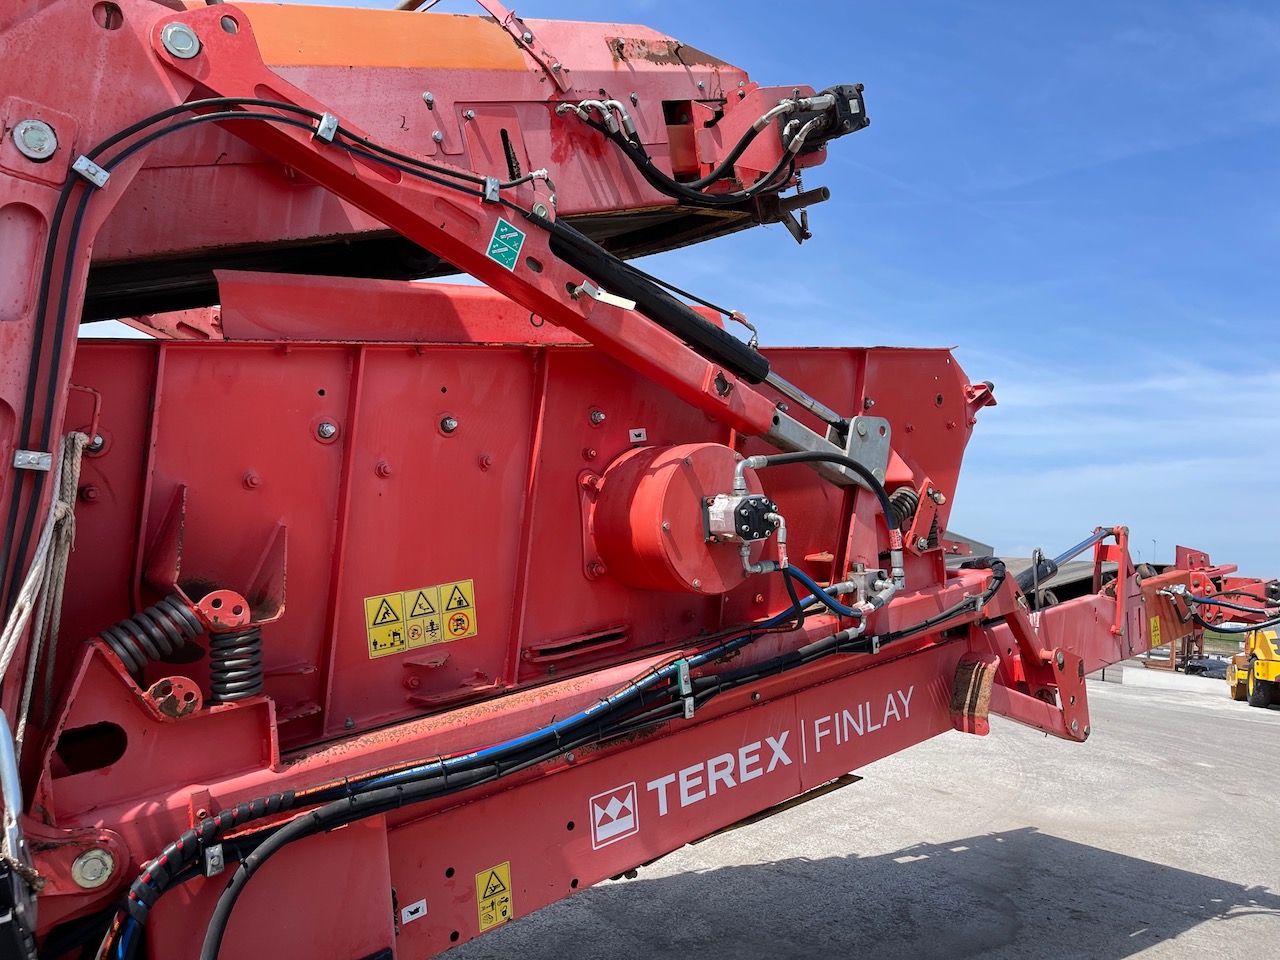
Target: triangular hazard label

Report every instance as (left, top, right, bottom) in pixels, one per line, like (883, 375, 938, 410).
(481, 871, 507, 898)
(409, 591, 436, 617)
(372, 598, 399, 625)
(445, 585, 471, 611)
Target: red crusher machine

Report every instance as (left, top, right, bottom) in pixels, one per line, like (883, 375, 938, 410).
(0, 2, 1259, 958)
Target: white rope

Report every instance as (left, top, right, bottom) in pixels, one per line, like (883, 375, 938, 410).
(20, 433, 88, 757)
(0, 433, 87, 761)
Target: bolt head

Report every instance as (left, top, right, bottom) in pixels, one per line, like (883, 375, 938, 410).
(344, 717, 355, 730)
(432, 130, 444, 143)
(916, 537, 929, 551)
(161, 22, 202, 59)
(589, 410, 606, 425)
(13, 119, 57, 161)
(316, 421, 337, 439)
(71, 848, 114, 890)
(691, 579, 702, 590)
(375, 460, 392, 478)
(440, 416, 459, 434)
(242, 472, 261, 489)
(88, 435, 105, 452)
(521, 31, 533, 42)
(79, 485, 101, 503)
(856, 421, 868, 437)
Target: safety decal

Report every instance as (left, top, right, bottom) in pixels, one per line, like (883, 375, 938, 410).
(364, 580, 477, 658)
(475, 861, 513, 932)
(364, 593, 407, 658)
(441, 579, 478, 640)
(1150, 615, 1162, 649)
(486, 218, 525, 271)
(400, 898, 427, 926)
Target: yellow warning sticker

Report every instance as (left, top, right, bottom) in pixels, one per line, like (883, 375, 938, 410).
(1150, 615, 1163, 648)
(364, 593, 407, 658)
(404, 586, 442, 650)
(475, 861, 513, 932)
(364, 579, 477, 658)
(441, 579, 478, 641)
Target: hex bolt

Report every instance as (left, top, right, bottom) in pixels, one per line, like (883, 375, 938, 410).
(582, 447, 597, 460)
(344, 717, 355, 730)
(79, 485, 100, 503)
(1070, 719, 1079, 733)
(160, 22, 202, 59)
(521, 31, 533, 42)
(440, 416, 459, 434)
(12, 119, 57, 162)
(565, 751, 575, 762)
(88, 435, 105, 452)
(463, 110, 476, 121)
(422, 91, 435, 109)
(71, 848, 115, 890)
(589, 410, 606, 425)
(691, 579, 702, 590)
(316, 421, 337, 439)
(586, 561, 606, 578)
(432, 131, 443, 143)
(916, 537, 929, 551)
(375, 461, 392, 478)
(551, 62, 562, 72)
(863, 398, 876, 410)
(630, 92, 639, 105)
(478, 454, 492, 471)
(404, 675, 421, 690)
(856, 421, 868, 437)
(1055, 651, 1066, 670)
(242, 472, 261, 490)
(662, 521, 671, 531)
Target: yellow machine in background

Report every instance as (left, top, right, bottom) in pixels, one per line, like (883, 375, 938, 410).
(1227, 628, 1280, 707)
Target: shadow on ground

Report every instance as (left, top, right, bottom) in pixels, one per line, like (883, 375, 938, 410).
(450, 827, 1280, 960)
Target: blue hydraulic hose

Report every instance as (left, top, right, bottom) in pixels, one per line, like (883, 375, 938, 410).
(784, 566, 861, 618)
(353, 567, 866, 793)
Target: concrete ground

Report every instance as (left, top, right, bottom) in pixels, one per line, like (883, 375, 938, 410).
(451, 679, 1280, 959)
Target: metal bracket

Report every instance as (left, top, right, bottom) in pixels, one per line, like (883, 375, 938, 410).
(312, 112, 339, 144)
(473, 0, 573, 92)
(841, 417, 891, 486)
(570, 281, 636, 311)
(11, 451, 51, 472)
(71, 155, 109, 188)
(203, 843, 225, 877)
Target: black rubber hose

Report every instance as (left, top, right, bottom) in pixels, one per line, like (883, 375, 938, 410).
(755, 452, 894, 523)
(540, 215, 770, 383)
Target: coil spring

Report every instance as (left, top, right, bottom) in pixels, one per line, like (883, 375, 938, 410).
(100, 595, 203, 674)
(208, 626, 264, 703)
(887, 487, 920, 529)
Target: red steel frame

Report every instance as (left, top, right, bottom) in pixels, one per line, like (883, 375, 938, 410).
(0, 3, 1187, 958)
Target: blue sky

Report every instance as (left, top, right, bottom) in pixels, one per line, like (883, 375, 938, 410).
(191, 2, 1280, 574)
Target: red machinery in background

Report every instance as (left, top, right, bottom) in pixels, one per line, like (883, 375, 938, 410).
(0, 2, 1270, 958)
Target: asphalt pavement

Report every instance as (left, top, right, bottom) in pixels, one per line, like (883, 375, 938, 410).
(450, 678, 1280, 959)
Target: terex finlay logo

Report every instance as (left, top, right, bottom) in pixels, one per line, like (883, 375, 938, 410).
(589, 782, 639, 849)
